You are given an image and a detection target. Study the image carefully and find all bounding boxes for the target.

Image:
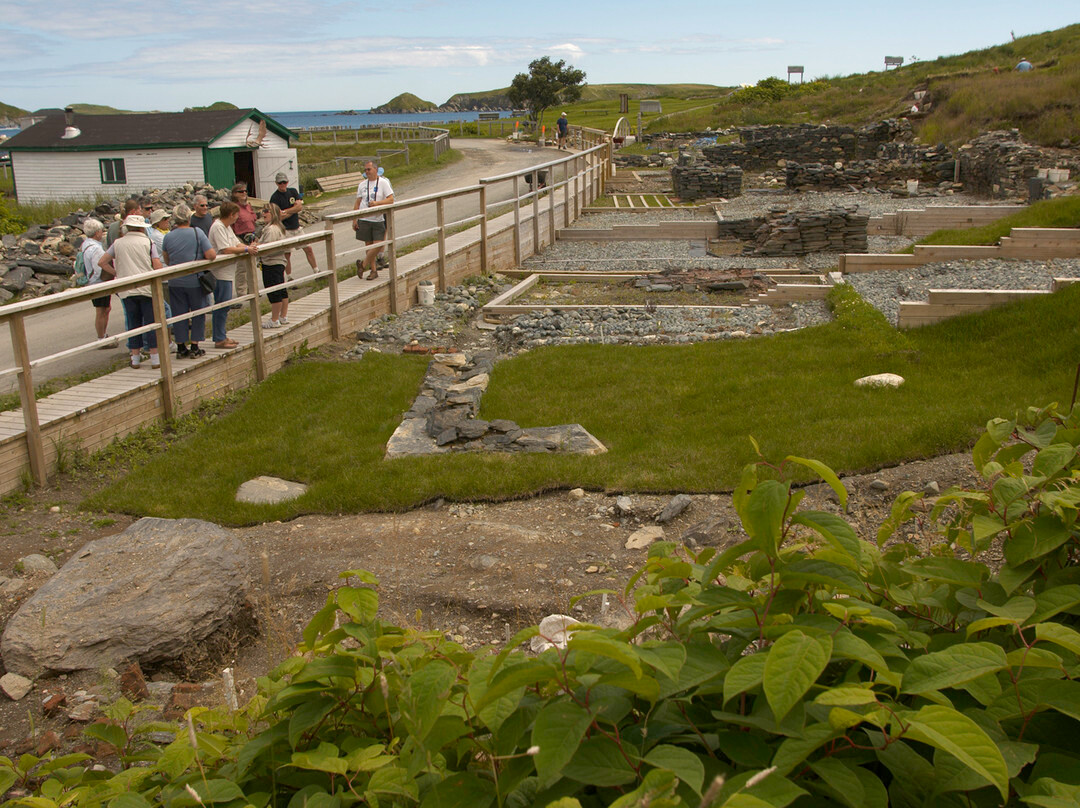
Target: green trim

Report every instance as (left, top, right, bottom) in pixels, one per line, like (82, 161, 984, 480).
(6, 142, 208, 153)
(99, 157, 126, 184)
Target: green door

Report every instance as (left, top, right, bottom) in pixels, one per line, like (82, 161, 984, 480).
(203, 148, 235, 189)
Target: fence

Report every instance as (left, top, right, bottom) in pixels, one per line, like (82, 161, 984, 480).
(0, 141, 613, 492)
(296, 124, 450, 162)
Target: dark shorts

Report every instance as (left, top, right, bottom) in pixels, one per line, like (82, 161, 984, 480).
(355, 219, 386, 243)
(92, 294, 110, 308)
(261, 265, 289, 304)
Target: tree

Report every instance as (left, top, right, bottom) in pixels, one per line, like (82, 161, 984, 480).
(506, 56, 586, 130)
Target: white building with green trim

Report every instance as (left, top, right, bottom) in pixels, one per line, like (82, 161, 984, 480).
(4, 108, 298, 204)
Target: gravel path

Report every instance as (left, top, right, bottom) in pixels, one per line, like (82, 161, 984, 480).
(714, 190, 994, 219)
(847, 258, 1080, 325)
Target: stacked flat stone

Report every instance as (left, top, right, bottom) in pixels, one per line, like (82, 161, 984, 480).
(671, 165, 743, 200)
(702, 120, 912, 172)
(959, 130, 1080, 198)
(784, 152, 958, 191)
(750, 207, 868, 256)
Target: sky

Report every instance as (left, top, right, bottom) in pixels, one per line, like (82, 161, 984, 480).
(1, 1, 1076, 114)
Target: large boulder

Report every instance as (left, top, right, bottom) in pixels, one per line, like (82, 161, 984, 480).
(1, 518, 247, 677)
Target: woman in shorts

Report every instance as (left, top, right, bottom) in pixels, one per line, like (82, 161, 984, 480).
(258, 204, 290, 328)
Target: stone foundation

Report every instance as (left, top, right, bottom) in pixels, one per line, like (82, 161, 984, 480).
(671, 165, 743, 200)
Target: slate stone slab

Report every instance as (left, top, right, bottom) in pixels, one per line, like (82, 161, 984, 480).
(1, 518, 247, 677)
(235, 476, 308, 504)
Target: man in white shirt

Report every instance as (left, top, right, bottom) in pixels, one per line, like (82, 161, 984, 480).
(352, 161, 394, 280)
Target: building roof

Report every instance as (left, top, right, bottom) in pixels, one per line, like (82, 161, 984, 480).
(4, 108, 294, 151)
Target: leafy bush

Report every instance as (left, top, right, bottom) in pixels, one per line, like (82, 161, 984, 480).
(728, 77, 829, 106)
(0, 198, 27, 236)
(7, 403, 1080, 806)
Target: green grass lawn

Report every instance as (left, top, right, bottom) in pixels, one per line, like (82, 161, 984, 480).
(909, 196, 1080, 249)
(87, 284, 1080, 524)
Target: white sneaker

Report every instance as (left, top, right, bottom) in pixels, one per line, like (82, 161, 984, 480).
(264, 320, 281, 329)
(279, 317, 289, 324)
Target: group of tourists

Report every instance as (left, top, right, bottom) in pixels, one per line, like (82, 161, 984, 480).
(80, 173, 311, 369)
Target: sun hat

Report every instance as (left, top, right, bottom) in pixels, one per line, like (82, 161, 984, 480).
(149, 209, 169, 225)
(122, 214, 149, 229)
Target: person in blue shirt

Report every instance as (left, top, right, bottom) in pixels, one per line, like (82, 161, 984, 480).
(1015, 58, 1033, 72)
(557, 112, 569, 150)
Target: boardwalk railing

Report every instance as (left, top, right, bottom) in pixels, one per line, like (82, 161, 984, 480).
(0, 142, 612, 491)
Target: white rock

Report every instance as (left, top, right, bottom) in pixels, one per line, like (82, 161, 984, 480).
(432, 353, 467, 367)
(1, 672, 33, 701)
(625, 525, 665, 550)
(568, 488, 585, 500)
(530, 614, 580, 652)
(615, 496, 634, 515)
(854, 373, 905, 388)
(236, 476, 308, 505)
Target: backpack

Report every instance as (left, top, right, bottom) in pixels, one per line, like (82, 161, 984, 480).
(73, 250, 90, 287)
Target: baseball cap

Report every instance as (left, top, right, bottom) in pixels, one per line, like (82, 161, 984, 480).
(275, 172, 288, 183)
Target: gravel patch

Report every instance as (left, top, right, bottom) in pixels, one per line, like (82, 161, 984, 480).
(573, 209, 717, 228)
(495, 302, 832, 350)
(715, 190, 998, 220)
(847, 258, 1080, 325)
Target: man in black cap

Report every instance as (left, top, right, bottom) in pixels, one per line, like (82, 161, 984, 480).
(269, 172, 317, 276)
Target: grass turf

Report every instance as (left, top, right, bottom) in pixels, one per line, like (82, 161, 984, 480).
(87, 284, 1080, 524)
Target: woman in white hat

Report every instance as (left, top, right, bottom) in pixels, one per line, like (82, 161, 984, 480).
(98, 214, 164, 369)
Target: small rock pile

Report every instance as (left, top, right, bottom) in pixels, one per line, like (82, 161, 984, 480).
(671, 165, 743, 200)
(614, 152, 674, 168)
(750, 207, 869, 256)
(0, 182, 320, 304)
(386, 351, 606, 456)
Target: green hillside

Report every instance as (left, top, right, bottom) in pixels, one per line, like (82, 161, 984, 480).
(372, 92, 438, 113)
(0, 101, 28, 122)
(443, 82, 726, 111)
(652, 23, 1080, 146)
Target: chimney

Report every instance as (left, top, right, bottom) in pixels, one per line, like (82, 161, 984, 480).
(61, 107, 81, 140)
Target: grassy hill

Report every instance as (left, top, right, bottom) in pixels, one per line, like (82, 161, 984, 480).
(372, 92, 438, 113)
(0, 101, 28, 122)
(651, 23, 1080, 146)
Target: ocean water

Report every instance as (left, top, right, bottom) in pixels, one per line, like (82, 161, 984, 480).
(268, 109, 514, 131)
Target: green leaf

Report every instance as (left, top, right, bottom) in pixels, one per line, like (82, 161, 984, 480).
(785, 456, 848, 509)
(109, 795, 153, 808)
(810, 759, 864, 808)
(904, 557, 989, 587)
(814, 686, 879, 706)
(82, 723, 127, 752)
(302, 594, 338, 649)
(1032, 443, 1076, 477)
(902, 642, 1007, 694)
(643, 744, 706, 796)
(790, 512, 865, 567)
(291, 742, 348, 774)
(724, 652, 767, 705)
(531, 699, 593, 787)
(562, 735, 637, 786)
(637, 642, 686, 682)
(902, 705, 1009, 800)
(1029, 585, 1080, 625)
(291, 654, 359, 684)
(966, 616, 1019, 636)
(367, 765, 419, 800)
(763, 630, 831, 722)
(186, 779, 246, 804)
(337, 586, 379, 623)
(568, 632, 642, 679)
(338, 568, 378, 584)
(419, 771, 495, 808)
(978, 594, 1036, 621)
(287, 693, 336, 749)
(404, 660, 457, 741)
(743, 479, 789, 557)
(876, 491, 924, 546)
(475, 659, 557, 711)
(779, 558, 864, 595)
(1035, 622, 1080, 656)
(1006, 513, 1073, 566)
(658, 639, 729, 699)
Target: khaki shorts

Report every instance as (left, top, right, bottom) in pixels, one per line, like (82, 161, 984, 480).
(355, 219, 386, 243)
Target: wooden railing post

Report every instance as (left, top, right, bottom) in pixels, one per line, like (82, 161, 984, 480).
(512, 175, 522, 266)
(150, 277, 175, 419)
(10, 314, 46, 486)
(563, 159, 571, 228)
(548, 167, 556, 248)
(574, 156, 582, 221)
(531, 184, 540, 258)
(479, 185, 489, 275)
(247, 253, 267, 382)
(436, 197, 447, 292)
(386, 209, 398, 314)
(325, 225, 341, 340)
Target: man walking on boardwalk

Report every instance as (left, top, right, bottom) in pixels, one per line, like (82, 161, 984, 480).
(352, 161, 394, 281)
(557, 112, 570, 150)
